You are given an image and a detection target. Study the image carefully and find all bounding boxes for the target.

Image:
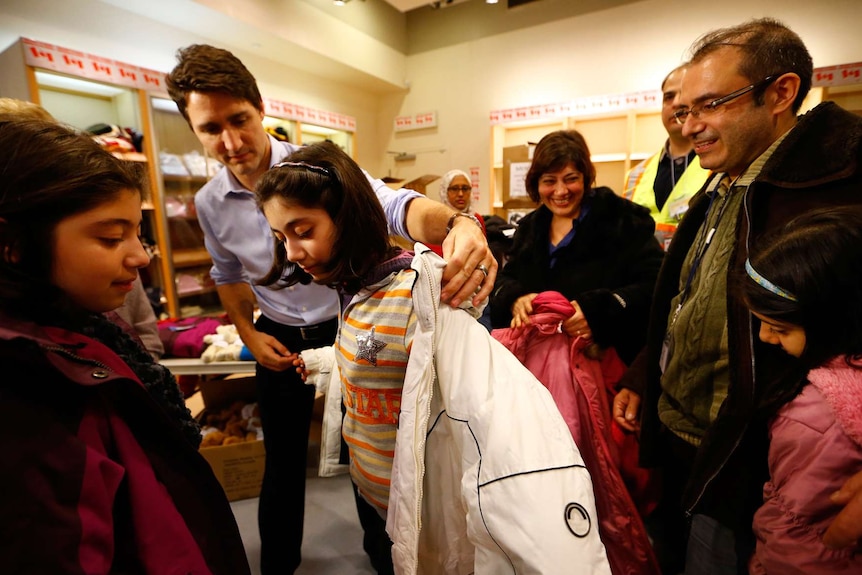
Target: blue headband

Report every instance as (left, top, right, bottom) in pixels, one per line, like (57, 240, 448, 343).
(745, 258, 798, 302)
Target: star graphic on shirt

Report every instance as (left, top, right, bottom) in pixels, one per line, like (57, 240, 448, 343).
(355, 326, 387, 366)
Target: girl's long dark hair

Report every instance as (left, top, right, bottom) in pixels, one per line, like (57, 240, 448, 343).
(0, 116, 145, 322)
(255, 141, 393, 293)
(737, 206, 862, 411)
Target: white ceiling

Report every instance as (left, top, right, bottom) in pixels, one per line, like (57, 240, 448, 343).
(381, 0, 431, 11)
(379, 0, 472, 13)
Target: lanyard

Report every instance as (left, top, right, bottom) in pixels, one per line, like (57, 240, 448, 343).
(669, 151, 692, 189)
(669, 177, 734, 326)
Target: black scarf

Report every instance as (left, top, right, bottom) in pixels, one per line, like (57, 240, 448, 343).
(77, 313, 202, 447)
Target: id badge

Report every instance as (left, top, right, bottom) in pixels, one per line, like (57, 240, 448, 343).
(668, 196, 690, 222)
(659, 330, 674, 374)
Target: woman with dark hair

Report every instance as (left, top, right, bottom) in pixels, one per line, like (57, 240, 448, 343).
(0, 116, 250, 574)
(738, 206, 862, 574)
(256, 140, 611, 574)
(488, 129, 665, 574)
(490, 129, 664, 365)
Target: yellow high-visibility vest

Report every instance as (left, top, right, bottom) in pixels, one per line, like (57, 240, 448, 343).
(624, 150, 710, 226)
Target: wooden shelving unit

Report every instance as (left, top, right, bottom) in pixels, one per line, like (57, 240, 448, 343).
(489, 105, 666, 221)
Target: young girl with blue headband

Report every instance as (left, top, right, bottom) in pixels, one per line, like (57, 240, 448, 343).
(740, 206, 862, 574)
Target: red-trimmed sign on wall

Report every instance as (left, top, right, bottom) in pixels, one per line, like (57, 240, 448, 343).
(20, 37, 356, 132)
(22, 37, 165, 92)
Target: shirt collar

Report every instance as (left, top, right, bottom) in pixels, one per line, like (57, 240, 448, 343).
(660, 139, 697, 164)
(223, 134, 282, 195)
(733, 124, 795, 188)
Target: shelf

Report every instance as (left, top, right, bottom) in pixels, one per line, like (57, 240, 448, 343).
(160, 358, 256, 376)
(113, 151, 148, 162)
(164, 174, 209, 184)
(591, 153, 627, 163)
(178, 285, 218, 298)
(490, 108, 667, 215)
(173, 247, 212, 268)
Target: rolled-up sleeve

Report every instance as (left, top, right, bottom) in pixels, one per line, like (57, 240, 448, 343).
(365, 170, 423, 241)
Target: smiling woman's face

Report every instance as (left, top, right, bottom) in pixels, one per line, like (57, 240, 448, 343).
(51, 189, 149, 312)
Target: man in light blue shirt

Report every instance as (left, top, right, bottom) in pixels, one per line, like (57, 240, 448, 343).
(166, 44, 494, 575)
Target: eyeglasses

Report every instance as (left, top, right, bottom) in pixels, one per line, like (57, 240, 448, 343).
(447, 185, 472, 194)
(672, 74, 780, 125)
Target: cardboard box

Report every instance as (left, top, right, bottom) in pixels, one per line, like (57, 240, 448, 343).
(404, 174, 441, 196)
(198, 438, 266, 502)
(190, 376, 266, 502)
(502, 145, 538, 209)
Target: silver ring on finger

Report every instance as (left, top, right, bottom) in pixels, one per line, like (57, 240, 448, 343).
(477, 263, 489, 278)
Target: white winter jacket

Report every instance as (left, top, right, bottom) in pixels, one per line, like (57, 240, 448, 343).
(302, 245, 610, 575)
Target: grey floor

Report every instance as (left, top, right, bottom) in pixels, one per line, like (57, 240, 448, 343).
(230, 470, 377, 575)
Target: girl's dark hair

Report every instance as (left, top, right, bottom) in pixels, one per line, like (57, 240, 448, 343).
(0, 116, 145, 318)
(255, 141, 392, 292)
(525, 130, 596, 202)
(739, 205, 862, 371)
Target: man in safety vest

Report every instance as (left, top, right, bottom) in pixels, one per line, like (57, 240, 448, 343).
(623, 64, 710, 248)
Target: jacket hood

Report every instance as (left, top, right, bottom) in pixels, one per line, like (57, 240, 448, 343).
(807, 356, 862, 448)
(0, 312, 57, 348)
(761, 101, 862, 188)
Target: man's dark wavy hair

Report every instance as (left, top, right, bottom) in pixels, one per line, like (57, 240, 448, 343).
(165, 44, 264, 125)
(689, 17, 813, 112)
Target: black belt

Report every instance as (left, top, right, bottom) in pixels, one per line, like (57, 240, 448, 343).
(285, 317, 337, 341)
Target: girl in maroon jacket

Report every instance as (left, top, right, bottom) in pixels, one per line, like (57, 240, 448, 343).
(740, 206, 862, 574)
(0, 116, 250, 574)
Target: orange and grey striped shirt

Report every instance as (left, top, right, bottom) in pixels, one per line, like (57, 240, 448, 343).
(337, 264, 417, 513)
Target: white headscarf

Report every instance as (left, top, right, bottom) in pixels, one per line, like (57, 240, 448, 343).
(438, 169, 473, 213)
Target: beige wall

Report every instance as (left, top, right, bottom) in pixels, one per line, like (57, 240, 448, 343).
(386, 0, 862, 213)
(1, 0, 861, 214)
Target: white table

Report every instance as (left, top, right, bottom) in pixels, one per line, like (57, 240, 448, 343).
(159, 358, 256, 376)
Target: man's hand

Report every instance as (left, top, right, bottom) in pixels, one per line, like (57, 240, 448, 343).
(824, 469, 862, 549)
(243, 329, 298, 372)
(613, 388, 641, 433)
(440, 216, 497, 307)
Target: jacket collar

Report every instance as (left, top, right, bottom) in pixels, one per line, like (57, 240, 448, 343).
(759, 101, 862, 188)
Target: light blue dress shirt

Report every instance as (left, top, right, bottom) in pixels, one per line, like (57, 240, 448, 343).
(194, 137, 422, 327)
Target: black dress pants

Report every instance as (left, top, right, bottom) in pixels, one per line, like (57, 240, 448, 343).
(644, 426, 697, 575)
(255, 315, 337, 575)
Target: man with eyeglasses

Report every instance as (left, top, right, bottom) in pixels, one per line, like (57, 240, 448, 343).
(613, 18, 862, 575)
(623, 64, 710, 248)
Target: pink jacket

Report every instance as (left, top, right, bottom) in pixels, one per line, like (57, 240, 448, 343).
(750, 357, 862, 574)
(492, 291, 659, 575)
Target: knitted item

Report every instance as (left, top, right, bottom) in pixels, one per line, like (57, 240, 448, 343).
(77, 313, 202, 447)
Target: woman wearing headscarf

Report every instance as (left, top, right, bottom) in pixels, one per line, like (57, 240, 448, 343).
(427, 169, 486, 257)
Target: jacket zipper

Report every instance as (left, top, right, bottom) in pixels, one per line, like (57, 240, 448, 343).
(685, 184, 756, 517)
(42, 343, 113, 372)
(411, 254, 440, 574)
